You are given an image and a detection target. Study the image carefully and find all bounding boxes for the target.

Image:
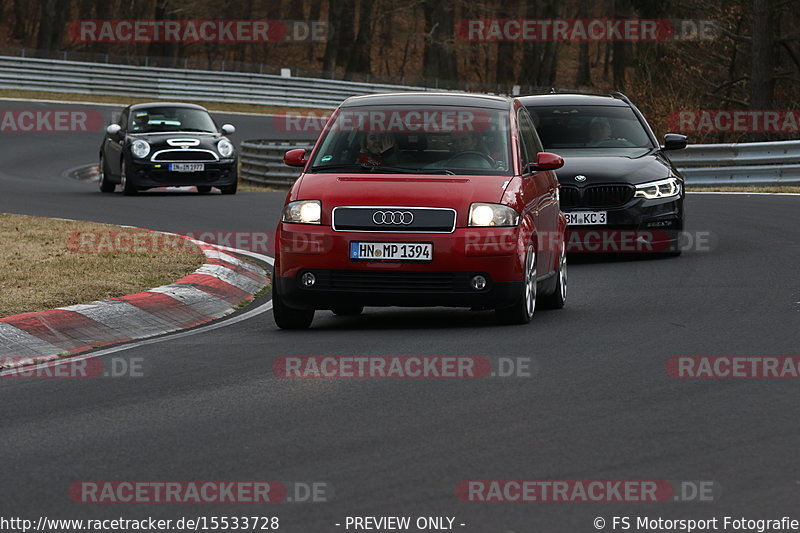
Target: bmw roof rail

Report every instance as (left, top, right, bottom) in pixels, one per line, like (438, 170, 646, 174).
(610, 92, 633, 105)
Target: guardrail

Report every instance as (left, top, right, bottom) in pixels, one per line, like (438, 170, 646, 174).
(239, 140, 313, 186)
(670, 140, 800, 186)
(0, 55, 440, 109)
(241, 139, 800, 188)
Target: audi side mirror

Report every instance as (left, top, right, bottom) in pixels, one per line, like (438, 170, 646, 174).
(284, 148, 308, 167)
(529, 152, 565, 172)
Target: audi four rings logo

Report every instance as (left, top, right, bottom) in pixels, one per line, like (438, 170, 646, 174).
(372, 210, 414, 225)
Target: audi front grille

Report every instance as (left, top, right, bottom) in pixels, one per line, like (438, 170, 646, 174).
(332, 207, 457, 233)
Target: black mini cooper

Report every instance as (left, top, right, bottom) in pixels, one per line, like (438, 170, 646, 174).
(99, 102, 238, 195)
(520, 93, 687, 254)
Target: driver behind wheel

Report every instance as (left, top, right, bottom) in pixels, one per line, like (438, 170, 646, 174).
(451, 131, 484, 154)
(357, 132, 397, 166)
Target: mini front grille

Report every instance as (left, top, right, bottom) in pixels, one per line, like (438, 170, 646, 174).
(332, 207, 456, 233)
(559, 184, 634, 209)
(151, 150, 218, 162)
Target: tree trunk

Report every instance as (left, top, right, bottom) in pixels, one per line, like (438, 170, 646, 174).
(346, 0, 375, 80)
(422, 0, 457, 85)
(750, 0, 774, 110)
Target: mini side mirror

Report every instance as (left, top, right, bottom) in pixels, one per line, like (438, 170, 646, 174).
(106, 124, 121, 135)
(221, 124, 235, 135)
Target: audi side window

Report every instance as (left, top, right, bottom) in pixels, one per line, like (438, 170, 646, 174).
(517, 109, 537, 171)
(523, 112, 544, 154)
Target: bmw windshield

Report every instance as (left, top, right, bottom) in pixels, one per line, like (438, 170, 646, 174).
(308, 106, 512, 175)
(526, 105, 655, 157)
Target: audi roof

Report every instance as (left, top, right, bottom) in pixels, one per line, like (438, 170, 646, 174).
(341, 92, 514, 109)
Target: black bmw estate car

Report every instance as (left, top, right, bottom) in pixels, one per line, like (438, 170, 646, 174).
(99, 102, 238, 195)
(520, 93, 687, 254)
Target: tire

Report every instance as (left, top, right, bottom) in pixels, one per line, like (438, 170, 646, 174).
(540, 242, 567, 309)
(98, 155, 115, 193)
(197, 186, 212, 194)
(332, 305, 364, 316)
(219, 180, 238, 195)
(496, 245, 536, 325)
(121, 160, 138, 196)
(272, 280, 314, 329)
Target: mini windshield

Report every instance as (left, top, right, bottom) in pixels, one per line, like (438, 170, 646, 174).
(309, 106, 512, 175)
(129, 107, 218, 133)
(526, 105, 655, 156)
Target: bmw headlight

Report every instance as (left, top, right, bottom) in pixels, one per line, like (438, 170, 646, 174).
(468, 203, 519, 227)
(218, 139, 234, 158)
(634, 177, 681, 199)
(283, 200, 321, 224)
(130, 140, 150, 159)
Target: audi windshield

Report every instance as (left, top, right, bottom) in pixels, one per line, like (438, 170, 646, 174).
(308, 106, 512, 175)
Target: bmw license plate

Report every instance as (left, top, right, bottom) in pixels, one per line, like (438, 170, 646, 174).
(350, 242, 432, 261)
(169, 163, 204, 172)
(565, 211, 607, 225)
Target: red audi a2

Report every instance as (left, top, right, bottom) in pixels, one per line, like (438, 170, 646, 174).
(273, 93, 567, 329)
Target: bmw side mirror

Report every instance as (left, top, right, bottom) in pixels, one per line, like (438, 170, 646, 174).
(221, 124, 235, 135)
(663, 133, 687, 151)
(106, 124, 121, 135)
(529, 152, 565, 172)
(284, 148, 308, 167)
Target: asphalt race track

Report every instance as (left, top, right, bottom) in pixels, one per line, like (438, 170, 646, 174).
(1, 99, 799, 531)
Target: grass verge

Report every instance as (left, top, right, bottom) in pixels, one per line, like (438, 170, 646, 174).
(0, 88, 322, 116)
(0, 214, 204, 318)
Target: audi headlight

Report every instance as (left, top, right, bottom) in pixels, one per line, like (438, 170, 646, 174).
(218, 139, 234, 158)
(130, 140, 150, 159)
(468, 203, 519, 227)
(634, 177, 681, 199)
(283, 200, 321, 224)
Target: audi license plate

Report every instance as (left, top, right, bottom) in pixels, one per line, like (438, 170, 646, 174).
(350, 242, 432, 261)
(565, 211, 607, 225)
(169, 163, 204, 172)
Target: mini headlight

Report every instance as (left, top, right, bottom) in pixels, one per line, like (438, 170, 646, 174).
(634, 177, 681, 199)
(468, 203, 519, 227)
(218, 139, 234, 158)
(130, 140, 150, 159)
(283, 200, 321, 224)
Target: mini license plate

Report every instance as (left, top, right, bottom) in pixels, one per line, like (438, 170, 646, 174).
(169, 163, 204, 172)
(350, 242, 432, 261)
(565, 211, 607, 225)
